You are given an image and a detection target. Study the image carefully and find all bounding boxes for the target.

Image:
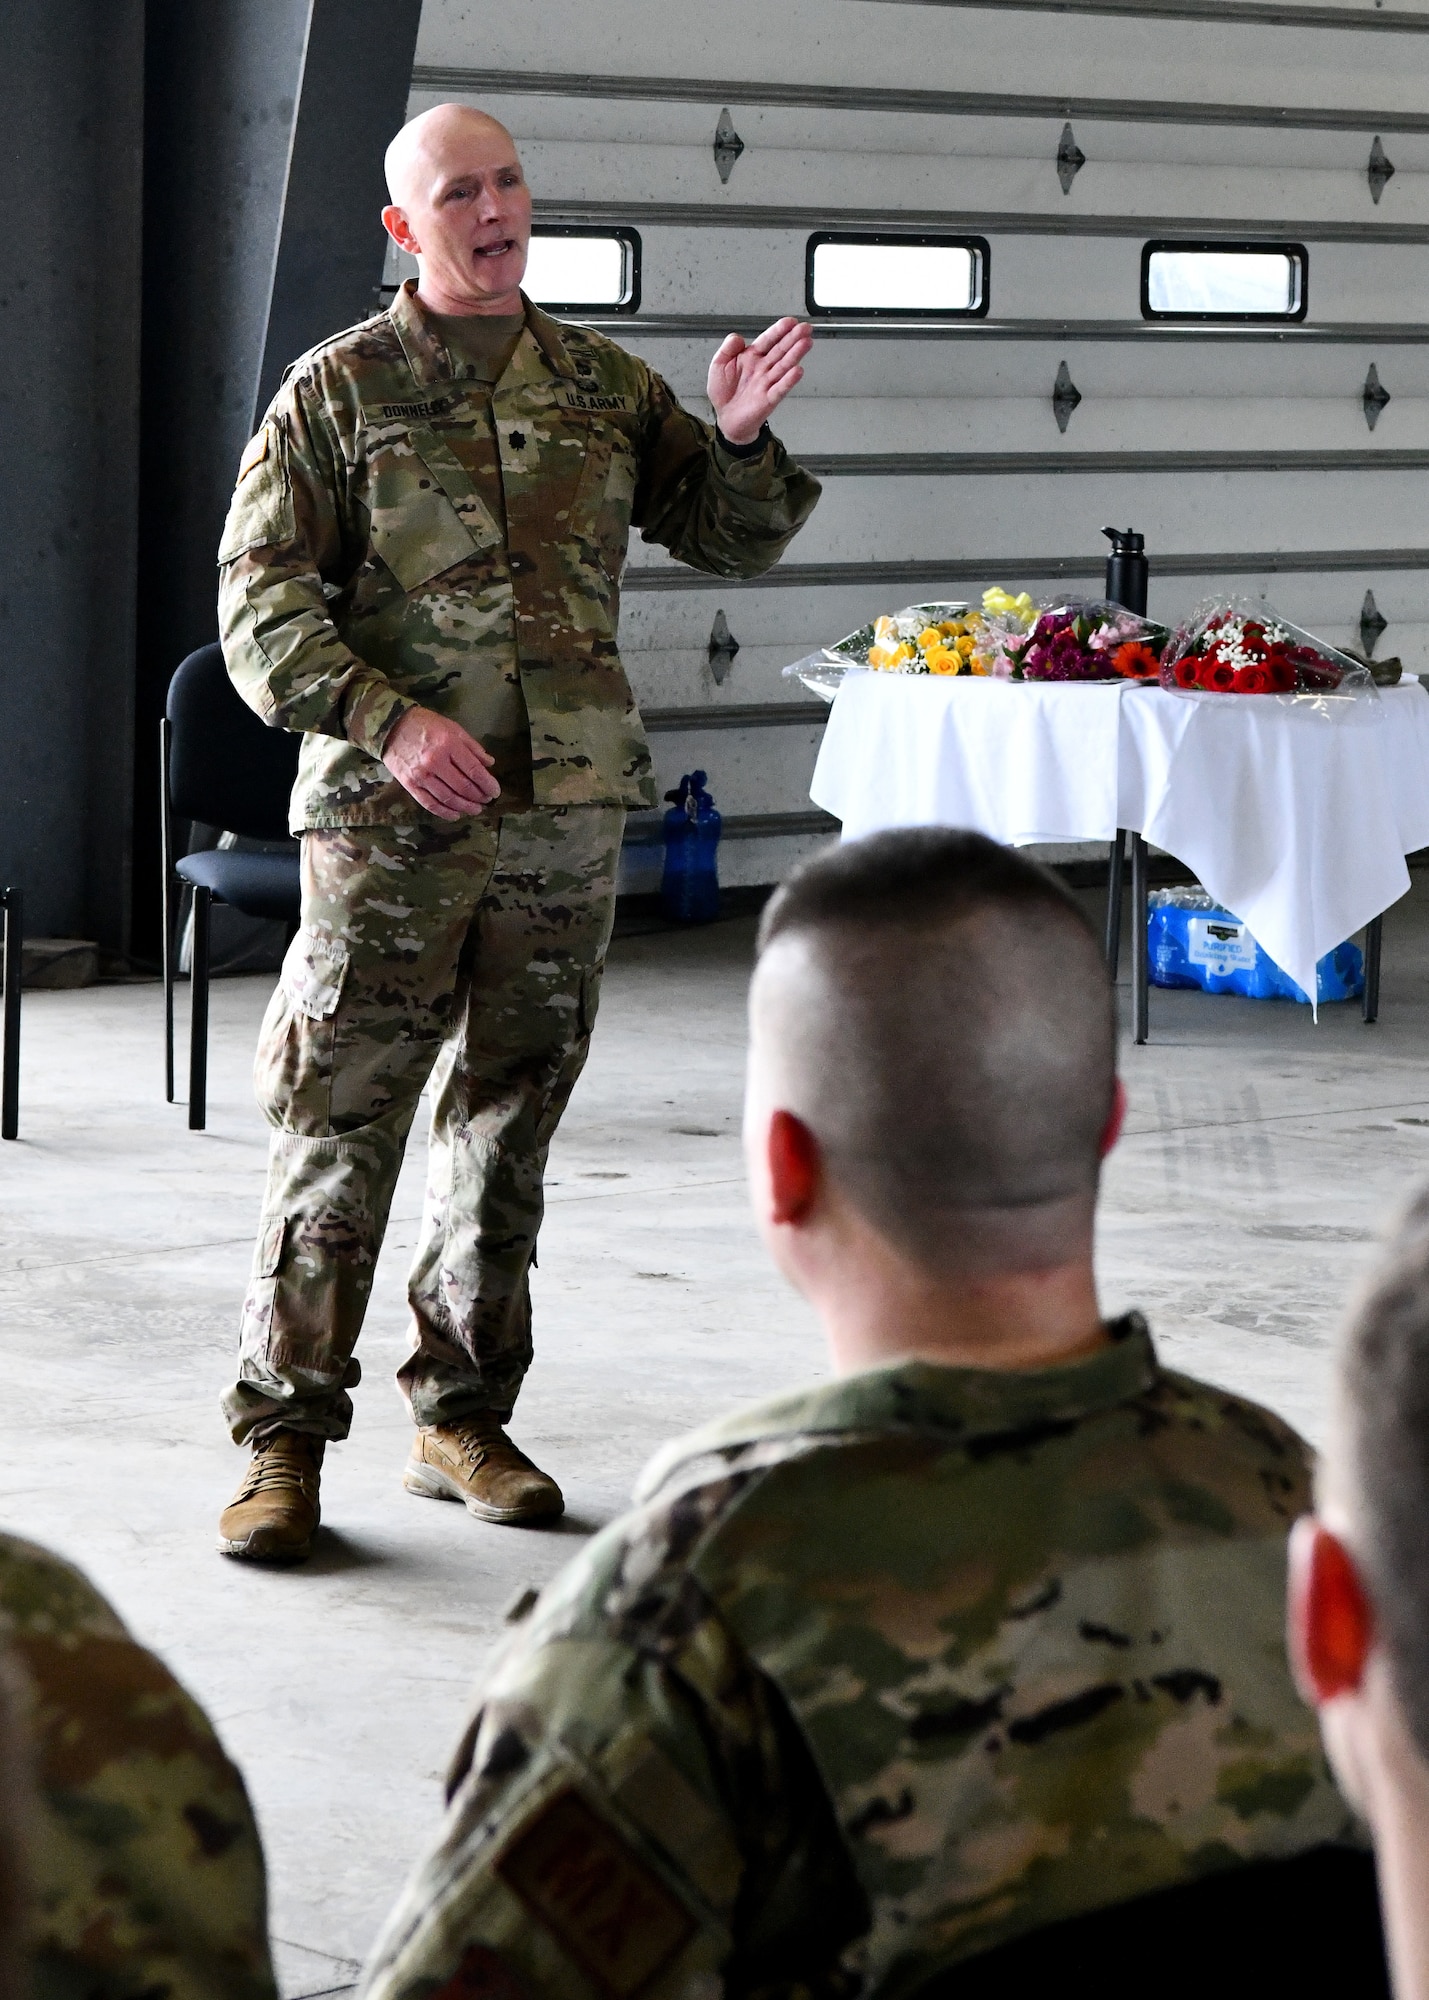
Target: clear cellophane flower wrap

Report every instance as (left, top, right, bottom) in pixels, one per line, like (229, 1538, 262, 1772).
(783, 589, 1041, 698)
(1159, 598, 1375, 703)
(1015, 602, 1170, 683)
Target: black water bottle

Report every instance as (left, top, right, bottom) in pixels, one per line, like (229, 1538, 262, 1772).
(1103, 526, 1148, 616)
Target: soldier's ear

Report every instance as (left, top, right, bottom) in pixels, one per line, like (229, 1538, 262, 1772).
(767, 1110, 821, 1226)
(383, 204, 421, 256)
(1288, 1515, 1374, 1705)
(1098, 1078, 1127, 1160)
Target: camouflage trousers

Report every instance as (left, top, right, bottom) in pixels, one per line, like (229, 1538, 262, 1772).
(222, 805, 624, 1445)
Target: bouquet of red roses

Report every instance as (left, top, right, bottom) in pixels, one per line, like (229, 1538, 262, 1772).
(1161, 602, 1367, 697)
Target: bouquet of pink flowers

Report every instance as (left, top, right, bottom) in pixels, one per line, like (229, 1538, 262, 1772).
(1017, 603, 1168, 683)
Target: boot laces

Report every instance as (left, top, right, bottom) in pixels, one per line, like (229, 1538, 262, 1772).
(446, 1419, 507, 1472)
(236, 1440, 318, 1502)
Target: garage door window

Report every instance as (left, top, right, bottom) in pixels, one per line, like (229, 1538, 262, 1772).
(1142, 242, 1308, 322)
(525, 228, 641, 314)
(805, 233, 990, 319)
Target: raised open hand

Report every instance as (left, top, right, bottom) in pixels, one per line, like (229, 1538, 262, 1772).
(706, 316, 813, 447)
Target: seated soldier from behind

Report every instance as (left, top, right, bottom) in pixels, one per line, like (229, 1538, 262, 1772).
(1291, 1190, 1429, 2000)
(360, 829, 1355, 2000)
(0, 1531, 276, 2000)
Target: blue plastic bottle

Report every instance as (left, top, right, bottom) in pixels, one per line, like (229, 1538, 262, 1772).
(660, 770, 722, 923)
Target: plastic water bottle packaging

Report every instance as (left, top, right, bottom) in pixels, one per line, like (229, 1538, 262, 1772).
(1147, 888, 1364, 1006)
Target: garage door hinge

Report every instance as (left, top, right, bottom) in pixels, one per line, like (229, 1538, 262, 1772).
(1053, 361, 1082, 433)
(1057, 123, 1086, 195)
(708, 610, 740, 684)
(1360, 590, 1389, 657)
(1363, 363, 1391, 431)
(1368, 136, 1395, 205)
(713, 108, 745, 184)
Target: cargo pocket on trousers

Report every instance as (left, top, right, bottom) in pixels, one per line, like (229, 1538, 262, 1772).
(237, 1213, 289, 1375)
(255, 929, 350, 1132)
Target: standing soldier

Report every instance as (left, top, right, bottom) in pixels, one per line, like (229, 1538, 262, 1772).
(215, 103, 819, 1564)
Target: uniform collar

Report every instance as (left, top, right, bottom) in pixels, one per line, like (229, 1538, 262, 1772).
(636, 1313, 1159, 1503)
(389, 280, 579, 389)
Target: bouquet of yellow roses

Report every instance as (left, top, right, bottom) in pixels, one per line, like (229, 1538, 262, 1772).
(783, 589, 1042, 698)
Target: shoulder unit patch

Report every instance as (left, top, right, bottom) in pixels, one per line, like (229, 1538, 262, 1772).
(495, 1787, 695, 1996)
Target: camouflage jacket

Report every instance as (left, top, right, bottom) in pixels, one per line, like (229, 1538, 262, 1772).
(0, 1533, 276, 2000)
(218, 283, 820, 830)
(360, 1317, 1355, 2000)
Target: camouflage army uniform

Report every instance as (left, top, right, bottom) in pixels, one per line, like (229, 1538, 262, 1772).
(359, 1317, 1357, 2000)
(0, 1533, 276, 2000)
(217, 281, 819, 1442)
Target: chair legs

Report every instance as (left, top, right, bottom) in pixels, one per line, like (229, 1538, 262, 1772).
(1105, 829, 1127, 979)
(1, 887, 21, 1141)
(1363, 914, 1383, 1025)
(189, 885, 210, 1132)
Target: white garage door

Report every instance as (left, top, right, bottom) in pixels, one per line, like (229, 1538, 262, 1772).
(397, 0, 1429, 888)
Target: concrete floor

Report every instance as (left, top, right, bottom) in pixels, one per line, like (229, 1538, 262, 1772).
(4, 880, 1429, 1989)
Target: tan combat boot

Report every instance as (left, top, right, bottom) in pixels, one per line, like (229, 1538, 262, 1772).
(404, 1415, 563, 1524)
(217, 1432, 324, 1563)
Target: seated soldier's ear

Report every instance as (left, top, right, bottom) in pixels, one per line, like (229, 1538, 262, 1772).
(1099, 1078, 1128, 1160)
(1288, 1515, 1374, 1705)
(768, 1109, 821, 1225)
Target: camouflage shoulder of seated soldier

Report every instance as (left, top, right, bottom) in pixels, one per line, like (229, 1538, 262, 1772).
(367, 1329, 1357, 1998)
(0, 1532, 277, 2000)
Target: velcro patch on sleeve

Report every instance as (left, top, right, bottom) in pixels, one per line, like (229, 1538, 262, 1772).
(238, 426, 271, 481)
(495, 1787, 695, 1997)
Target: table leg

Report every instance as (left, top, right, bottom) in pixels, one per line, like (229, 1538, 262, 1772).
(1131, 834, 1149, 1045)
(1363, 915, 1383, 1025)
(1105, 829, 1127, 979)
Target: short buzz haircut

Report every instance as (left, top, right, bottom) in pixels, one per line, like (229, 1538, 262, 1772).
(1335, 1189, 1429, 1760)
(754, 828, 1118, 1277)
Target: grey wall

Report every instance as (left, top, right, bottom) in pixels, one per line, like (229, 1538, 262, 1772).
(0, 0, 423, 956)
(131, 0, 421, 959)
(0, 0, 146, 947)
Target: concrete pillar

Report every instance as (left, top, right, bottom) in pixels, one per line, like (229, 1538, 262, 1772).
(0, 0, 145, 947)
(132, 0, 421, 958)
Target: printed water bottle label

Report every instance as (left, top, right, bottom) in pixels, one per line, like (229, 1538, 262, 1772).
(1187, 916, 1256, 973)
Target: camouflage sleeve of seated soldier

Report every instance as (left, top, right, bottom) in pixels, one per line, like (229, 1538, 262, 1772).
(358, 1471, 864, 2000)
(0, 1533, 278, 2000)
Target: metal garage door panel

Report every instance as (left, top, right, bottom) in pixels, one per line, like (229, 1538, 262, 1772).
(416, 0, 1429, 118)
(409, 0, 1429, 879)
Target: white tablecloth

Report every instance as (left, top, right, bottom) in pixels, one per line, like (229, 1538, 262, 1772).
(810, 674, 1429, 1005)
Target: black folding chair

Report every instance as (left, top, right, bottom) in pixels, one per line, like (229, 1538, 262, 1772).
(161, 644, 302, 1130)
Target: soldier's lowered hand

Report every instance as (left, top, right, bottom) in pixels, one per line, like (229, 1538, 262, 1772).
(384, 705, 501, 819)
(707, 315, 814, 445)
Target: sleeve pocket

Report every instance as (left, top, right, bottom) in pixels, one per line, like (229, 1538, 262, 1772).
(218, 423, 296, 562)
(281, 927, 349, 1021)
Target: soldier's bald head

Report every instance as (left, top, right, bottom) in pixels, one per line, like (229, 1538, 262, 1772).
(751, 830, 1118, 1278)
(385, 104, 521, 208)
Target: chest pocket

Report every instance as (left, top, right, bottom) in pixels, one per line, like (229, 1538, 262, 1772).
(365, 422, 504, 593)
(573, 417, 640, 578)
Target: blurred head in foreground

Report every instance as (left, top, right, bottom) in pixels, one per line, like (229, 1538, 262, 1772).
(746, 828, 1123, 1374)
(1290, 1194, 1429, 1999)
